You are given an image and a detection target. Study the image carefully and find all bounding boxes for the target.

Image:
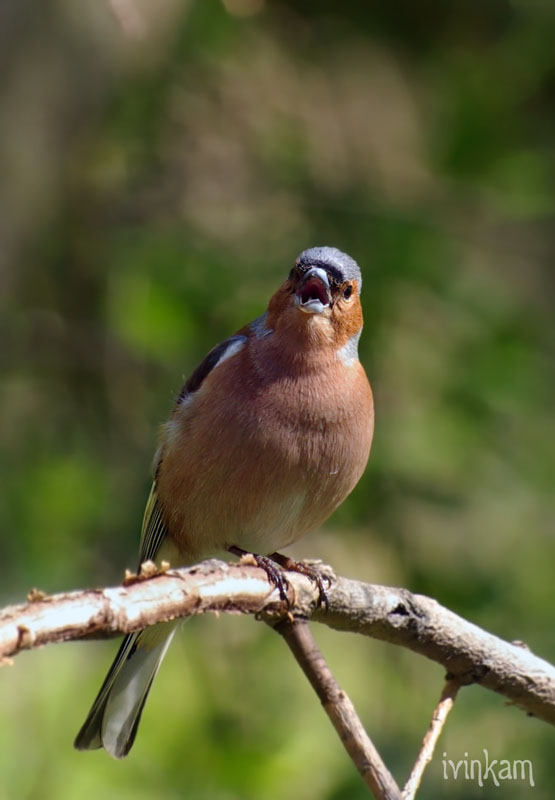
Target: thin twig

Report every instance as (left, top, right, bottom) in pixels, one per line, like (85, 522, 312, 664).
(402, 679, 460, 799)
(273, 618, 402, 800)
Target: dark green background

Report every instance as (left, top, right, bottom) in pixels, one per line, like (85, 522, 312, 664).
(1, 1, 553, 797)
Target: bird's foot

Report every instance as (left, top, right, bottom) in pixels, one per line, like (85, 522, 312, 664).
(228, 547, 331, 609)
(229, 546, 290, 602)
(269, 553, 331, 610)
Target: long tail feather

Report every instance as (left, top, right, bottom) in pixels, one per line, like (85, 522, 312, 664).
(74, 620, 177, 758)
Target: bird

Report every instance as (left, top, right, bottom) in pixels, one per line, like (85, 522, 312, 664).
(74, 246, 374, 759)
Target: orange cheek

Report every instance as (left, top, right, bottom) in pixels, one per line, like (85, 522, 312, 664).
(331, 296, 363, 347)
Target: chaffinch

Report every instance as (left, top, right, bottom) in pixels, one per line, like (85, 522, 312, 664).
(75, 246, 374, 758)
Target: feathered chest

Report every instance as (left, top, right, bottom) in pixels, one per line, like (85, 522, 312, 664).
(229, 348, 373, 473)
(158, 335, 373, 557)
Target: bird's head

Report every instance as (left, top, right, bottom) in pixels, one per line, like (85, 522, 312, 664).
(267, 247, 364, 360)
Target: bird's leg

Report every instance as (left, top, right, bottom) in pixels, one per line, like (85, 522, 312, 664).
(269, 552, 331, 610)
(228, 546, 290, 603)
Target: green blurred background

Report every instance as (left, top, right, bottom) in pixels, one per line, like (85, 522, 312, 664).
(1, 1, 554, 797)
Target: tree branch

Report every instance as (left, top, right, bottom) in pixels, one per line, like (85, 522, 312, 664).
(274, 617, 403, 800)
(402, 678, 460, 800)
(1, 559, 554, 729)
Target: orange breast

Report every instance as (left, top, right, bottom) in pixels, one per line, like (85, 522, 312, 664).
(156, 338, 373, 561)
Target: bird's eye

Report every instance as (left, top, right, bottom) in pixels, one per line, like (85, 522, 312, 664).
(343, 285, 353, 300)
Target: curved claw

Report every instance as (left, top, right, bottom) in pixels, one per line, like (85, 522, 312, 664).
(229, 546, 291, 604)
(228, 546, 332, 608)
(252, 553, 291, 603)
(269, 553, 331, 610)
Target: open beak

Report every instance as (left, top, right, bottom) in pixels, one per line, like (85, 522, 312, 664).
(294, 267, 331, 314)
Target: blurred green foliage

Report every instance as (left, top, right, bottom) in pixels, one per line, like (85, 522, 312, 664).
(1, 0, 554, 798)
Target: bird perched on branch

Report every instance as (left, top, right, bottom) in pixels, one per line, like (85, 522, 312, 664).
(75, 246, 374, 758)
